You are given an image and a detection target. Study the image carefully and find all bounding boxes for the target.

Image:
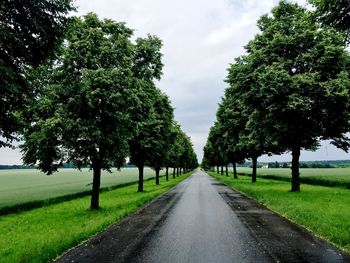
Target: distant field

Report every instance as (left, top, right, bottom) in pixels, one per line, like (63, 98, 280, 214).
(236, 167, 350, 188)
(0, 168, 161, 209)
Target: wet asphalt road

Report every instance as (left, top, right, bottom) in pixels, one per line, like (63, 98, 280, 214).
(129, 170, 269, 263)
(58, 170, 350, 263)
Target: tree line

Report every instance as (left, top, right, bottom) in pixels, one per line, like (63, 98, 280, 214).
(1, 1, 197, 209)
(203, 0, 350, 191)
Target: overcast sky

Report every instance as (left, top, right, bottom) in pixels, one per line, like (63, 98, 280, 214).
(0, 0, 349, 164)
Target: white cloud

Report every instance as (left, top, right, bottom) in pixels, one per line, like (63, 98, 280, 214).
(0, 141, 21, 165)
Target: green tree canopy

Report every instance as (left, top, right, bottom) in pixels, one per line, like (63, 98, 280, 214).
(309, 0, 350, 39)
(179, 133, 197, 173)
(21, 13, 143, 209)
(207, 1, 350, 191)
(0, 0, 74, 147)
(127, 35, 172, 192)
(215, 91, 247, 178)
(141, 89, 174, 186)
(165, 123, 186, 177)
(242, 1, 350, 191)
(204, 125, 225, 173)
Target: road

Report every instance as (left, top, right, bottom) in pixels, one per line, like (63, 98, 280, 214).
(129, 170, 269, 262)
(58, 170, 350, 263)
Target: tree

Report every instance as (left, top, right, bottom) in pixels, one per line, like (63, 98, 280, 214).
(179, 134, 197, 174)
(205, 126, 224, 174)
(309, 0, 350, 39)
(0, 0, 74, 147)
(147, 91, 174, 185)
(163, 122, 181, 180)
(128, 34, 166, 192)
(21, 13, 141, 209)
(129, 83, 157, 192)
(216, 88, 248, 179)
(243, 1, 350, 191)
(166, 123, 186, 179)
(203, 141, 216, 171)
(186, 149, 198, 171)
(226, 56, 274, 182)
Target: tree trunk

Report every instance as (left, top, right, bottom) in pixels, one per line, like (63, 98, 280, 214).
(177, 167, 179, 177)
(90, 161, 101, 210)
(225, 165, 228, 176)
(216, 166, 219, 174)
(155, 167, 160, 185)
(233, 162, 238, 179)
(221, 165, 223, 175)
(291, 147, 301, 192)
(180, 167, 182, 175)
(173, 167, 176, 179)
(166, 167, 169, 181)
(252, 156, 257, 183)
(138, 164, 144, 192)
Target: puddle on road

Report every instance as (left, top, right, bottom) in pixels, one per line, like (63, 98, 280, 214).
(211, 182, 225, 186)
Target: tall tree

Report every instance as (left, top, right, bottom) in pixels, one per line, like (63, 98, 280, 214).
(206, 125, 226, 174)
(129, 82, 156, 192)
(147, 91, 174, 185)
(0, 0, 73, 147)
(179, 134, 197, 174)
(162, 122, 181, 181)
(21, 13, 140, 209)
(226, 56, 273, 182)
(216, 93, 246, 179)
(243, 1, 350, 191)
(203, 141, 216, 171)
(166, 123, 186, 179)
(128, 35, 165, 192)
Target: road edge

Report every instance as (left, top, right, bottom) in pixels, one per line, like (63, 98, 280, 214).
(207, 171, 350, 262)
(55, 172, 195, 263)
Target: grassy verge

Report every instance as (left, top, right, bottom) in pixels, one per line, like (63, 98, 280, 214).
(0, 172, 193, 263)
(235, 167, 350, 189)
(208, 172, 350, 253)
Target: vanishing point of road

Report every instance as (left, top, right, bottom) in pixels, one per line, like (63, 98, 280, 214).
(58, 170, 350, 263)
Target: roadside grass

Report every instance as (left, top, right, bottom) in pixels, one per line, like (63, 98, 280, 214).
(0, 168, 161, 210)
(236, 167, 350, 188)
(0, 172, 192, 263)
(209, 172, 350, 253)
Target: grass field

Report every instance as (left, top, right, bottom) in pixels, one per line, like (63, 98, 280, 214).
(235, 167, 350, 188)
(0, 171, 193, 263)
(209, 171, 350, 253)
(0, 168, 162, 210)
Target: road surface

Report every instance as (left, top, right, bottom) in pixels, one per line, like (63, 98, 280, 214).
(58, 170, 350, 263)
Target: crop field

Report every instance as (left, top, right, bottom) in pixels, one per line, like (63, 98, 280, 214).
(0, 168, 162, 210)
(236, 167, 350, 188)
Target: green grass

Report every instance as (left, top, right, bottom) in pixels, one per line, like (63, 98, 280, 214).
(209, 172, 350, 253)
(0, 172, 193, 263)
(236, 167, 350, 188)
(0, 168, 162, 210)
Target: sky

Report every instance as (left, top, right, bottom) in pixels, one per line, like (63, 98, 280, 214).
(1, 0, 349, 164)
